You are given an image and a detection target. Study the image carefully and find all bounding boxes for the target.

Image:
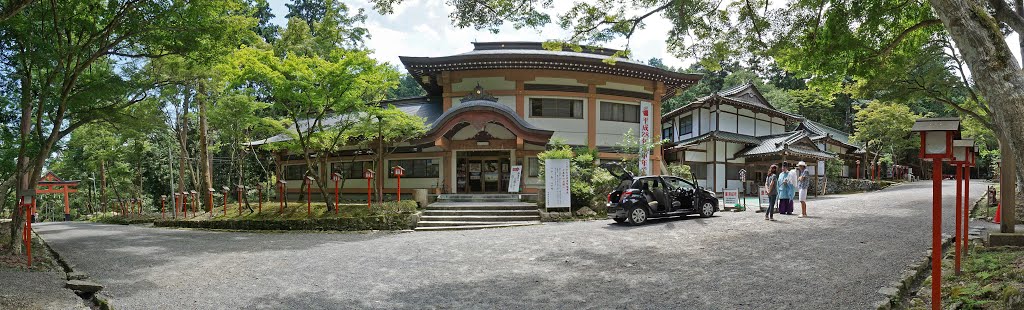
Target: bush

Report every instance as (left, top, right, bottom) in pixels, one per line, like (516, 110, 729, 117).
(89, 212, 158, 225)
(666, 163, 692, 179)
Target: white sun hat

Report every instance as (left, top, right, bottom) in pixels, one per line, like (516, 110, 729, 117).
(797, 161, 807, 167)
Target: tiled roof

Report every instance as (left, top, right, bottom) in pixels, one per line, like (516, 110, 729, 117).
(737, 131, 836, 160)
(669, 131, 762, 149)
(662, 83, 801, 121)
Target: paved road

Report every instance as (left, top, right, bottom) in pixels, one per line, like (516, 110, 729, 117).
(34, 180, 988, 309)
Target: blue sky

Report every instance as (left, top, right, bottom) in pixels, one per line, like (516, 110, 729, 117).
(264, 0, 691, 71)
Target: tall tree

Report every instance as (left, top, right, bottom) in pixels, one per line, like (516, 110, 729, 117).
(0, 0, 250, 254)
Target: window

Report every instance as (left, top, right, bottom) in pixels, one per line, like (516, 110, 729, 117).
(283, 164, 315, 180)
(664, 177, 695, 191)
(679, 114, 694, 136)
(662, 122, 674, 141)
(528, 157, 539, 177)
(690, 164, 707, 179)
(530, 98, 583, 119)
(600, 102, 640, 123)
(388, 159, 440, 178)
(330, 161, 370, 179)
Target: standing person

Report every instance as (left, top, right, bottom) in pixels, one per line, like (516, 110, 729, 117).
(796, 161, 811, 218)
(764, 165, 779, 221)
(777, 162, 795, 215)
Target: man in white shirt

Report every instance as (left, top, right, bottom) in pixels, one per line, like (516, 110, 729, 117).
(796, 161, 811, 217)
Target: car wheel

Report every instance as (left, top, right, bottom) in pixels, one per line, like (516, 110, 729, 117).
(627, 206, 648, 225)
(613, 218, 627, 224)
(699, 201, 715, 218)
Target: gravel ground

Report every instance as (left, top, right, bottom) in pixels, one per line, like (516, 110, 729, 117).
(34, 180, 988, 309)
(0, 270, 86, 310)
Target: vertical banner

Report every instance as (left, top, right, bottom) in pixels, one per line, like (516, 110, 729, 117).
(544, 159, 571, 210)
(639, 101, 653, 175)
(508, 165, 523, 193)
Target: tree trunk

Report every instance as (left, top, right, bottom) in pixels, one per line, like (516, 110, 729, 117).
(100, 160, 107, 212)
(178, 94, 190, 212)
(197, 84, 213, 210)
(929, 0, 1024, 230)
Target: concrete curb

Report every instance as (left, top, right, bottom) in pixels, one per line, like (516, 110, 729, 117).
(874, 193, 988, 310)
(34, 229, 114, 310)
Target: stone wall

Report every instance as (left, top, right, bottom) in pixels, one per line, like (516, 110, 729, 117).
(810, 178, 884, 195)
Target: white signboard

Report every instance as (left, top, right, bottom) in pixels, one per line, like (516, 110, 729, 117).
(639, 101, 653, 175)
(723, 189, 739, 205)
(508, 165, 523, 193)
(544, 159, 571, 210)
(758, 186, 769, 205)
(739, 169, 747, 182)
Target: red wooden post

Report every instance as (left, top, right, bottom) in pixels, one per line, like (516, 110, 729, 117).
(182, 193, 188, 218)
(305, 176, 313, 217)
(855, 160, 860, 179)
(954, 163, 962, 274)
(278, 180, 286, 213)
(392, 166, 404, 202)
(930, 160, 942, 308)
(332, 173, 341, 215)
(26, 197, 33, 268)
(364, 169, 375, 210)
(963, 151, 973, 260)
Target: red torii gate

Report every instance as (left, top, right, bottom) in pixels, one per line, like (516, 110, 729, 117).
(36, 172, 79, 221)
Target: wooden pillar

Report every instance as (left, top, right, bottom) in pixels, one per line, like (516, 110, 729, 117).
(63, 190, 70, 221)
(515, 80, 525, 117)
(587, 84, 597, 149)
(442, 71, 452, 112)
(652, 81, 664, 174)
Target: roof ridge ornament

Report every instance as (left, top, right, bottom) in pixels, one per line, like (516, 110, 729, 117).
(461, 83, 498, 103)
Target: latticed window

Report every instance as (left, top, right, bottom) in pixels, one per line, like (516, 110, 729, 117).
(530, 98, 583, 119)
(388, 159, 439, 178)
(600, 102, 640, 123)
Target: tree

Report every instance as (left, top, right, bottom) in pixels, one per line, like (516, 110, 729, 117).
(226, 47, 398, 211)
(387, 73, 427, 99)
(850, 101, 920, 169)
(0, 0, 250, 254)
(349, 106, 427, 202)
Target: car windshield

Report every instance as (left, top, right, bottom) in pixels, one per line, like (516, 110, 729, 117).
(664, 177, 695, 191)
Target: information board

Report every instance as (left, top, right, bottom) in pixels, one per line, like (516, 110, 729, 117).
(723, 189, 739, 205)
(544, 159, 571, 210)
(508, 165, 522, 193)
(758, 186, 769, 205)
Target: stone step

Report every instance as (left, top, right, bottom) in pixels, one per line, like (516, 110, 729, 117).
(420, 215, 541, 222)
(426, 202, 538, 210)
(422, 209, 540, 216)
(436, 194, 523, 203)
(414, 222, 540, 231)
(416, 220, 539, 227)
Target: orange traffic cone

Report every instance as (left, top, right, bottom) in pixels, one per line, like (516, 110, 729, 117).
(993, 203, 1002, 224)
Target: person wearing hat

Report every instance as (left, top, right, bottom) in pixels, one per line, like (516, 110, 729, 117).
(796, 161, 811, 217)
(776, 162, 795, 215)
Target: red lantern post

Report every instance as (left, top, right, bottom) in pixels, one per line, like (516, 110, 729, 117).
(912, 117, 961, 310)
(392, 166, 405, 202)
(951, 139, 973, 275)
(855, 160, 861, 179)
(181, 192, 189, 218)
(277, 180, 287, 213)
(331, 173, 341, 215)
(19, 192, 35, 268)
(364, 169, 375, 210)
(207, 188, 215, 218)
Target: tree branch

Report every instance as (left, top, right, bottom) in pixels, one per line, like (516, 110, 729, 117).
(875, 19, 942, 58)
(990, 0, 1024, 35)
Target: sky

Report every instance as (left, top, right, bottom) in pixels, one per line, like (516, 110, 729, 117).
(265, 0, 691, 70)
(265, 0, 1022, 73)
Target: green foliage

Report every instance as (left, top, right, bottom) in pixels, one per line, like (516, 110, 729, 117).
(851, 101, 920, 163)
(666, 163, 693, 179)
(387, 73, 428, 99)
(615, 128, 667, 176)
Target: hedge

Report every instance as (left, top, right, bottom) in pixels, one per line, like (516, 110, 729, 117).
(153, 213, 419, 231)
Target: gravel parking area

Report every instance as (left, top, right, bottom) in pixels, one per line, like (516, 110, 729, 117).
(34, 180, 988, 309)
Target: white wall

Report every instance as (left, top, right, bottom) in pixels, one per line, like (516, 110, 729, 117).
(738, 115, 756, 136)
(524, 95, 589, 146)
(719, 112, 737, 133)
(452, 77, 514, 92)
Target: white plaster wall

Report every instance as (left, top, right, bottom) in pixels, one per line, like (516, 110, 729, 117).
(699, 109, 711, 134)
(755, 119, 772, 136)
(719, 112, 737, 133)
(715, 163, 726, 192)
(451, 95, 516, 110)
(452, 77, 514, 92)
(524, 95, 589, 146)
(710, 111, 718, 132)
(738, 116, 756, 136)
(772, 123, 785, 134)
(603, 81, 652, 94)
(716, 141, 727, 162)
(530, 77, 585, 86)
(684, 149, 708, 162)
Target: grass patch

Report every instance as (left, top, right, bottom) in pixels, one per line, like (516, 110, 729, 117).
(0, 222, 61, 271)
(184, 200, 418, 221)
(908, 246, 1024, 309)
(89, 212, 159, 225)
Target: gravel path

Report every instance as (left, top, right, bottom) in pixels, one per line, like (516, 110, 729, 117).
(34, 180, 988, 309)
